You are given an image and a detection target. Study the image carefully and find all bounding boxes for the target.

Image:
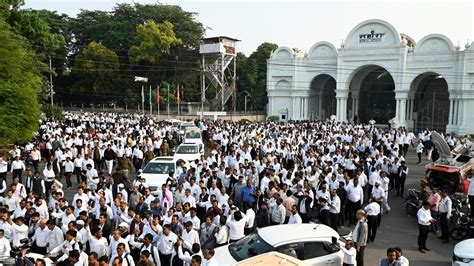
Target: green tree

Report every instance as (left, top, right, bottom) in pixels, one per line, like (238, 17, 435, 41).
(73, 41, 120, 103)
(236, 43, 278, 111)
(128, 20, 182, 64)
(75, 41, 119, 77)
(0, 18, 41, 145)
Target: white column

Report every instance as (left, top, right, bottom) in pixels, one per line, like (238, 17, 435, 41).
(270, 97, 274, 116)
(292, 97, 297, 120)
(400, 99, 407, 124)
(461, 99, 467, 126)
(448, 99, 454, 125)
(318, 93, 323, 118)
(304, 98, 308, 119)
(454, 100, 459, 125)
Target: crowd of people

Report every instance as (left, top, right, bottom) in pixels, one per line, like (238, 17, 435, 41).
(0, 111, 460, 266)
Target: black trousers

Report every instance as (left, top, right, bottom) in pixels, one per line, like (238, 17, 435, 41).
(417, 152, 422, 163)
(348, 200, 361, 225)
(439, 212, 449, 241)
(74, 167, 82, 183)
(65, 172, 73, 188)
(403, 144, 409, 157)
(367, 215, 378, 241)
(12, 169, 22, 181)
(300, 213, 309, 223)
(159, 252, 172, 266)
(418, 224, 430, 249)
(30, 242, 47, 254)
(356, 245, 365, 266)
(395, 176, 406, 196)
(389, 173, 397, 190)
(330, 213, 339, 231)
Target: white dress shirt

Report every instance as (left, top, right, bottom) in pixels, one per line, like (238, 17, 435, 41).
(288, 213, 302, 224)
(0, 237, 11, 256)
(417, 208, 433, 226)
(364, 202, 381, 216)
(158, 232, 178, 255)
(48, 225, 64, 252)
(32, 226, 51, 247)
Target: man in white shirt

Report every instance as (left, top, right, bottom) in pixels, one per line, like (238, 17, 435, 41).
(288, 205, 302, 224)
(329, 190, 341, 231)
(110, 243, 135, 266)
(63, 157, 75, 189)
(0, 229, 11, 257)
(46, 220, 64, 253)
(417, 201, 435, 253)
(31, 220, 50, 254)
(346, 177, 364, 225)
(158, 224, 178, 266)
(203, 248, 218, 266)
(438, 190, 452, 243)
(364, 198, 381, 243)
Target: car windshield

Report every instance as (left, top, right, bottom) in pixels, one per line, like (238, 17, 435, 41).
(428, 169, 460, 194)
(176, 146, 197, 154)
(185, 131, 201, 139)
(143, 162, 175, 174)
(228, 232, 274, 261)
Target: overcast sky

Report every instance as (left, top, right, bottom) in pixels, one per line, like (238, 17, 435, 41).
(24, 0, 474, 55)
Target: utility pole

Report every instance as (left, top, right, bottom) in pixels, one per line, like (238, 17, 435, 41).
(49, 56, 54, 105)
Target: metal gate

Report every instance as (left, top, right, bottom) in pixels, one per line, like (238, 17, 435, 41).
(415, 98, 448, 133)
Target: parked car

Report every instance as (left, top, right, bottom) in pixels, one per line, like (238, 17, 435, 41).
(141, 157, 187, 195)
(173, 143, 202, 163)
(214, 224, 343, 266)
(452, 238, 474, 265)
(184, 127, 204, 151)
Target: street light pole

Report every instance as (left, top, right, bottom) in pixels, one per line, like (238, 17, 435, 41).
(49, 56, 54, 105)
(244, 95, 249, 114)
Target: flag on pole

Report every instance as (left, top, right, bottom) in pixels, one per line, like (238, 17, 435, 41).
(176, 84, 181, 103)
(141, 85, 144, 104)
(156, 85, 160, 105)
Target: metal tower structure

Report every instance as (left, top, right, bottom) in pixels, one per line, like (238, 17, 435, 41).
(200, 36, 240, 111)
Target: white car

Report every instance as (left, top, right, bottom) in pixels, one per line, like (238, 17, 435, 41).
(214, 224, 343, 266)
(453, 238, 474, 266)
(184, 127, 204, 150)
(173, 143, 202, 163)
(141, 157, 186, 195)
(178, 122, 196, 140)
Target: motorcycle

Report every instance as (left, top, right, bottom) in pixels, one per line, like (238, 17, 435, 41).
(405, 188, 421, 216)
(449, 196, 473, 240)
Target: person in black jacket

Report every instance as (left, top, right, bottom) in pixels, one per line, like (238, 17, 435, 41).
(317, 197, 330, 226)
(297, 190, 313, 223)
(255, 201, 271, 228)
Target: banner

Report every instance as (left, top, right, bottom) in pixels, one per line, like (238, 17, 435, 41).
(141, 85, 144, 104)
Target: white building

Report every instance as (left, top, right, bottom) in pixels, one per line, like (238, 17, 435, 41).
(267, 19, 474, 134)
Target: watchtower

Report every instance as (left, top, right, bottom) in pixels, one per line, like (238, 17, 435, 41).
(200, 36, 240, 111)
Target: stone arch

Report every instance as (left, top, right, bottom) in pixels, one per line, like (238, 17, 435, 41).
(274, 79, 291, 90)
(270, 47, 294, 60)
(344, 19, 401, 49)
(307, 41, 338, 58)
(347, 64, 396, 123)
(308, 74, 336, 120)
(414, 34, 454, 53)
(409, 72, 450, 132)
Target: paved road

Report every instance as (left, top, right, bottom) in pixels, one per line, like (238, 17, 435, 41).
(362, 149, 456, 266)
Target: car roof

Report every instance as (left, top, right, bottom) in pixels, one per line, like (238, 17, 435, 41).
(150, 156, 175, 162)
(179, 143, 199, 146)
(257, 224, 339, 246)
(454, 238, 474, 258)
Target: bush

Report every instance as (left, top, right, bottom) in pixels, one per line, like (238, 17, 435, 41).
(268, 115, 279, 122)
(41, 104, 63, 120)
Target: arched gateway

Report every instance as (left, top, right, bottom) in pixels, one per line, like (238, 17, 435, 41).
(267, 19, 474, 134)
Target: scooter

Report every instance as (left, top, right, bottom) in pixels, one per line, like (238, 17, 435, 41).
(405, 188, 421, 216)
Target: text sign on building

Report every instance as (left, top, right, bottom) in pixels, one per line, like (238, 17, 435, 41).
(359, 30, 385, 43)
